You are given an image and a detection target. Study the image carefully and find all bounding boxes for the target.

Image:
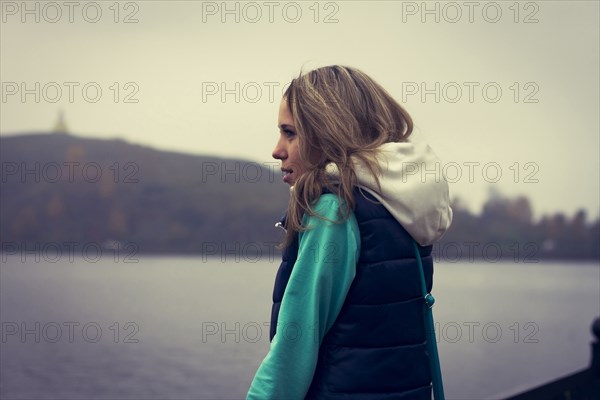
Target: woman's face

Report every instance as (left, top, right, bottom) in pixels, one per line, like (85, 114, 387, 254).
(272, 97, 308, 186)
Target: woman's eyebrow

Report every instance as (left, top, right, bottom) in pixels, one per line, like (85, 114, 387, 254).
(278, 124, 295, 130)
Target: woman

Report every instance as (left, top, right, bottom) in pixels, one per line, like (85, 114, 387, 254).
(247, 65, 452, 399)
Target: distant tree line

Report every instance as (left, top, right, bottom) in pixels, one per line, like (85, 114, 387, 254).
(437, 193, 599, 262)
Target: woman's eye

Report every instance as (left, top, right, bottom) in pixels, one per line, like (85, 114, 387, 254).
(284, 129, 295, 138)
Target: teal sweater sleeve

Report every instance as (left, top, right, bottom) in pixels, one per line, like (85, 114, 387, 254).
(246, 194, 361, 400)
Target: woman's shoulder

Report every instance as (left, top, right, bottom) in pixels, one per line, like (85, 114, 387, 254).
(306, 193, 353, 225)
(298, 193, 360, 251)
(315, 192, 341, 207)
(313, 192, 343, 213)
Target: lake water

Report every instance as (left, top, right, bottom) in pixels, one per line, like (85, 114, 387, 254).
(1, 255, 598, 399)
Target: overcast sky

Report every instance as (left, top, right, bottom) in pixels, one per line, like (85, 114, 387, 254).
(1, 0, 598, 220)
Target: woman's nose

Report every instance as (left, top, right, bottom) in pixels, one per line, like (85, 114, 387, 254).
(272, 139, 286, 160)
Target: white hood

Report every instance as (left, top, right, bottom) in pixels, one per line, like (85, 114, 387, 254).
(326, 131, 453, 246)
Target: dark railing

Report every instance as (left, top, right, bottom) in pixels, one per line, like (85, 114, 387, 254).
(500, 317, 600, 400)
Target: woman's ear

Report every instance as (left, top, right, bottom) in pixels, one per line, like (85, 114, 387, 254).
(305, 143, 322, 166)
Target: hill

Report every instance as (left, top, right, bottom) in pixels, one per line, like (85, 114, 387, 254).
(0, 133, 290, 256)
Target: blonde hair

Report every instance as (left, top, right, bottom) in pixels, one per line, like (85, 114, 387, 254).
(281, 65, 413, 247)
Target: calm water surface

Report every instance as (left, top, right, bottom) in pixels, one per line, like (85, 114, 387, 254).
(1, 255, 598, 399)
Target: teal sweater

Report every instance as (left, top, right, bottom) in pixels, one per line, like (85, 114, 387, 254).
(247, 194, 361, 399)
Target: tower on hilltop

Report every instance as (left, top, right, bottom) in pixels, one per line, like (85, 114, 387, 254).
(53, 110, 69, 134)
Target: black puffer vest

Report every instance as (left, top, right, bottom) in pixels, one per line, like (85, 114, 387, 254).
(270, 188, 434, 399)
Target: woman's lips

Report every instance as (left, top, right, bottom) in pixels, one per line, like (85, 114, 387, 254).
(282, 169, 293, 183)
